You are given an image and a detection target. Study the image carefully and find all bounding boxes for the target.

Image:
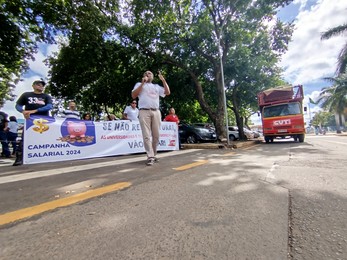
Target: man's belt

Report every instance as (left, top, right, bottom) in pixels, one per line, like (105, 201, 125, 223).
(139, 108, 158, 111)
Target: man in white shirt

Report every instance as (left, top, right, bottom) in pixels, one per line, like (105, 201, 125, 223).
(123, 100, 139, 121)
(132, 70, 170, 166)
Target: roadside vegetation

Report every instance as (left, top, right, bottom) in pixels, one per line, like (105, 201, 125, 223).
(1, 0, 296, 140)
(319, 22, 347, 133)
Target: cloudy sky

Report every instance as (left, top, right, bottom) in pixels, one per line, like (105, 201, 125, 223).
(2, 0, 347, 123)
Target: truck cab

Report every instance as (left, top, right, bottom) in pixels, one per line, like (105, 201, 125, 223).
(257, 85, 305, 143)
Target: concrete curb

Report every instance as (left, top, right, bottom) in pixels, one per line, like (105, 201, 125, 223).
(181, 139, 261, 150)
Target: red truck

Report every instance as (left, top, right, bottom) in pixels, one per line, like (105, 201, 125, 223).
(257, 85, 305, 143)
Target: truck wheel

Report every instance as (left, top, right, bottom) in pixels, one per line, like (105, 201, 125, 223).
(298, 134, 305, 143)
(294, 136, 298, 142)
(265, 136, 270, 143)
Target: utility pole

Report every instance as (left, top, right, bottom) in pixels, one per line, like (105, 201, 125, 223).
(218, 45, 230, 146)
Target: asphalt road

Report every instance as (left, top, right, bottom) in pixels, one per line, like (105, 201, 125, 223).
(0, 134, 346, 259)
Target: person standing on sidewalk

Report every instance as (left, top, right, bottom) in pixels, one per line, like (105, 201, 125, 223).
(7, 116, 19, 155)
(13, 80, 53, 166)
(61, 100, 80, 119)
(131, 70, 170, 166)
(122, 100, 139, 121)
(82, 112, 92, 120)
(0, 111, 11, 158)
(163, 107, 180, 124)
(163, 107, 182, 149)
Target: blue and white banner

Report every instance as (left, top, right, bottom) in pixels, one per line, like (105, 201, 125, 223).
(23, 116, 179, 164)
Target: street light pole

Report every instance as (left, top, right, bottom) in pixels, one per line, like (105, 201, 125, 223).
(218, 42, 230, 146)
(213, 2, 239, 147)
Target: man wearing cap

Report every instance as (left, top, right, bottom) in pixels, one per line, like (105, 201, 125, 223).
(13, 80, 53, 166)
(131, 70, 170, 166)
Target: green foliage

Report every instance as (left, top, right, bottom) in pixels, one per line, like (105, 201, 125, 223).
(0, 0, 73, 106)
(0, 0, 120, 107)
(319, 71, 347, 131)
(165, 101, 210, 124)
(320, 21, 347, 132)
(319, 71, 347, 114)
(117, 0, 293, 138)
(312, 111, 335, 127)
(321, 22, 347, 75)
(2, 0, 294, 138)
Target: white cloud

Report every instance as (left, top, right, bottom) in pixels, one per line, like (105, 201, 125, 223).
(293, 0, 309, 11)
(281, 0, 347, 85)
(29, 52, 48, 76)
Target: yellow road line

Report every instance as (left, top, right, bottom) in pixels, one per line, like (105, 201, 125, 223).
(0, 182, 131, 226)
(173, 160, 208, 171)
(223, 152, 236, 156)
(242, 143, 261, 150)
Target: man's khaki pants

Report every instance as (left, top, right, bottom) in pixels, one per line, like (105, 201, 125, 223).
(139, 109, 161, 158)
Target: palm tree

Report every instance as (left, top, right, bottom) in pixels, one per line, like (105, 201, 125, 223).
(321, 23, 347, 75)
(318, 71, 347, 133)
(320, 22, 347, 133)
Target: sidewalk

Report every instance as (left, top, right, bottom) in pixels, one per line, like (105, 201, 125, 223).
(1, 140, 261, 168)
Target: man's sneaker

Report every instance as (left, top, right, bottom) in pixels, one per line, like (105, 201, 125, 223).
(154, 157, 159, 163)
(146, 158, 155, 166)
(13, 160, 23, 166)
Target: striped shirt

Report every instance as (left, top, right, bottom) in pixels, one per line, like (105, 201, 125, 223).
(62, 109, 80, 119)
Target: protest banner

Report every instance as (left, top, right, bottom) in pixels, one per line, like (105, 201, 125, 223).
(23, 116, 179, 164)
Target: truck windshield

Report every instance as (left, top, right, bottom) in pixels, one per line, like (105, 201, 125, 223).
(263, 102, 301, 118)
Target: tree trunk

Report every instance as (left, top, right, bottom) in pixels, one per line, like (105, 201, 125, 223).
(231, 87, 247, 140)
(335, 112, 342, 133)
(189, 70, 226, 141)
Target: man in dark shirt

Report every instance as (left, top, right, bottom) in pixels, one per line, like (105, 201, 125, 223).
(13, 80, 53, 166)
(0, 111, 11, 157)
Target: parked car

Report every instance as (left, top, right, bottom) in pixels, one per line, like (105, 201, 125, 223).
(179, 123, 217, 143)
(228, 126, 239, 141)
(192, 123, 215, 130)
(252, 130, 261, 138)
(243, 127, 255, 139)
(229, 126, 254, 140)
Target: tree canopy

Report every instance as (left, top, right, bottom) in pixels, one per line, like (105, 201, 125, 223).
(0, 0, 75, 105)
(318, 71, 347, 132)
(114, 0, 293, 139)
(320, 21, 347, 132)
(3, 0, 295, 140)
(321, 22, 347, 75)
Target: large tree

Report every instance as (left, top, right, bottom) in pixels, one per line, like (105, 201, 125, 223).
(116, 0, 293, 139)
(311, 111, 335, 129)
(318, 71, 347, 133)
(47, 0, 293, 139)
(0, 0, 75, 106)
(46, 0, 168, 116)
(320, 21, 347, 133)
(321, 22, 347, 75)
